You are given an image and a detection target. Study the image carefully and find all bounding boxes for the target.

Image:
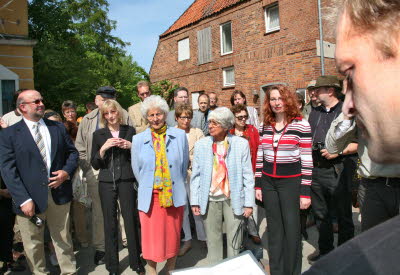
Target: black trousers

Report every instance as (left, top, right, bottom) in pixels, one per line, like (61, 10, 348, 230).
(98, 180, 141, 273)
(261, 175, 302, 275)
(311, 165, 354, 255)
(0, 198, 15, 262)
(361, 177, 400, 232)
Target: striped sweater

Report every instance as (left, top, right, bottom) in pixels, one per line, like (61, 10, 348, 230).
(255, 118, 313, 198)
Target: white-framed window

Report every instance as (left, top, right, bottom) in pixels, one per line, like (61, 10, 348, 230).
(222, 67, 235, 87)
(178, 37, 190, 61)
(220, 21, 233, 55)
(197, 27, 212, 64)
(265, 3, 280, 33)
(0, 64, 19, 115)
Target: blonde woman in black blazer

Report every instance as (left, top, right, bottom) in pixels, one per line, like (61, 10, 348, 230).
(91, 99, 144, 275)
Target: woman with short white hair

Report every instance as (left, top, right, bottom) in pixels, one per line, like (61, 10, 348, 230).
(132, 95, 189, 275)
(190, 107, 255, 264)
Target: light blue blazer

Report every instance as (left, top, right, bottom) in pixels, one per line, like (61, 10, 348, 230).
(190, 134, 255, 216)
(131, 127, 189, 213)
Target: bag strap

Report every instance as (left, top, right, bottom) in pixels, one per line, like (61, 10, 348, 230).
(232, 219, 246, 250)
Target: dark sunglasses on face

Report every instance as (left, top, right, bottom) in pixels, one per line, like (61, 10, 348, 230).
(235, 115, 248, 121)
(21, 99, 44, 105)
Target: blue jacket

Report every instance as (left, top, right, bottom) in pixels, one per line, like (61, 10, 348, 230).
(190, 134, 255, 216)
(0, 119, 78, 214)
(131, 127, 189, 213)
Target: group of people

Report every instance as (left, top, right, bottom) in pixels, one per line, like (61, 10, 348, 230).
(1, 1, 400, 275)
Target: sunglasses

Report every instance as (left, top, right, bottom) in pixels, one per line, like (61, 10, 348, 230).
(21, 99, 44, 105)
(235, 115, 248, 121)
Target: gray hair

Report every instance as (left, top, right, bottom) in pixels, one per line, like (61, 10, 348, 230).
(208, 107, 235, 130)
(141, 95, 169, 122)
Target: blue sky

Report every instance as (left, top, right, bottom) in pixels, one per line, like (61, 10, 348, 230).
(108, 0, 192, 73)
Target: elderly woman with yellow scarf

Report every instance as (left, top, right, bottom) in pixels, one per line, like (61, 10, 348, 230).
(131, 95, 189, 275)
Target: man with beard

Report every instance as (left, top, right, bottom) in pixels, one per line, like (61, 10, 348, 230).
(0, 90, 78, 274)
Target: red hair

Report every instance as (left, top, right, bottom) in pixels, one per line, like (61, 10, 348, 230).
(263, 85, 301, 126)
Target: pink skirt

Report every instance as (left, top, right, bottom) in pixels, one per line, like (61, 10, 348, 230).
(139, 190, 184, 262)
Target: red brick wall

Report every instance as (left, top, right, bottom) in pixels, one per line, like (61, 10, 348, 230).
(150, 0, 339, 109)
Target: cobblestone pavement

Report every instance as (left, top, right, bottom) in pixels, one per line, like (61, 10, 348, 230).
(4, 208, 361, 275)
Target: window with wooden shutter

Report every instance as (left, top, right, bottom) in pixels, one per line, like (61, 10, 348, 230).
(197, 27, 212, 65)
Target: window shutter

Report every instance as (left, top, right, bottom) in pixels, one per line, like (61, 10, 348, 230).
(197, 27, 212, 65)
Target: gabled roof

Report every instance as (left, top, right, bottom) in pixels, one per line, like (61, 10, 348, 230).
(160, 0, 248, 38)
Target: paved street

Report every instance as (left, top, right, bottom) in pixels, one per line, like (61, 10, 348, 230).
(5, 208, 361, 275)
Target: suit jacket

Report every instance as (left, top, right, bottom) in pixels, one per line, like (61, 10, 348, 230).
(190, 134, 255, 216)
(0, 119, 78, 214)
(131, 126, 189, 213)
(128, 102, 148, 133)
(91, 125, 136, 182)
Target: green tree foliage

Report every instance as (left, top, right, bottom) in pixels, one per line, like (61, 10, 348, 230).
(151, 80, 180, 108)
(29, 0, 149, 114)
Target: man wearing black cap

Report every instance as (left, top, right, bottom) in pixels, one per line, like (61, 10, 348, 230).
(307, 76, 358, 264)
(75, 86, 133, 265)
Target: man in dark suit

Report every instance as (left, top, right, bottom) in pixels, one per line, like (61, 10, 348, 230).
(0, 90, 78, 275)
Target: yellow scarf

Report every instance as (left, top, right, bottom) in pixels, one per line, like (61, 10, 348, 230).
(151, 124, 173, 208)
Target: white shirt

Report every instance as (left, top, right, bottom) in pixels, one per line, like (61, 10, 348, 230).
(20, 118, 52, 207)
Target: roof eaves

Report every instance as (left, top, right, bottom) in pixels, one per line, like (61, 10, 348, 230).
(160, 0, 248, 39)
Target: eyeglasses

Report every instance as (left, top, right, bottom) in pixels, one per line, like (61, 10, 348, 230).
(21, 99, 44, 105)
(235, 115, 248, 121)
(147, 112, 163, 119)
(138, 91, 150, 97)
(208, 121, 221, 127)
(178, 116, 192, 120)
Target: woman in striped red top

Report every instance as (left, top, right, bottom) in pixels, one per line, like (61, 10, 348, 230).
(255, 85, 313, 275)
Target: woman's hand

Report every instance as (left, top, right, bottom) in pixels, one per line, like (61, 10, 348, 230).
(100, 138, 119, 158)
(192, 206, 201, 216)
(300, 197, 311, 209)
(116, 139, 131, 150)
(255, 189, 262, 201)
(243, 207, 253, 218)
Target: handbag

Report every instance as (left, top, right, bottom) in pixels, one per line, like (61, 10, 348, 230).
(232, 215, 264, 260)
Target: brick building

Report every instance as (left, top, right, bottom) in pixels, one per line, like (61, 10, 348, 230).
(0, 0, 35, 115)
(150, 0, 339, 112)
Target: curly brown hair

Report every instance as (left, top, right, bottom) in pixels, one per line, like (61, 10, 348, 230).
(263, 85, 301, 126)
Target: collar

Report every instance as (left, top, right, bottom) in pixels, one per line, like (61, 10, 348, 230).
(23, 117, 46, 130)
(320, 101, 342, 113)
(86, 108, 99, 119)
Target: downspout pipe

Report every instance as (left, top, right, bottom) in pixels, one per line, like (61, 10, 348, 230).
(318, 0, 325, 75)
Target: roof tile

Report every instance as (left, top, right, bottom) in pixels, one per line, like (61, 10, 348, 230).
(161, 0, 247, 37)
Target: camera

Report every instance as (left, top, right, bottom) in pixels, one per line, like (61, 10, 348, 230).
(30, 215, 44, 227)
(312, 142, 325, 151)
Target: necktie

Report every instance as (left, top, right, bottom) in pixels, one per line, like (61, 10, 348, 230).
(33, 122, 47, 168)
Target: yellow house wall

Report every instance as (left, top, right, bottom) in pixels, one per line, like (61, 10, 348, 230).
(1, 0, 29, 36)
(0, 0, 34, 89)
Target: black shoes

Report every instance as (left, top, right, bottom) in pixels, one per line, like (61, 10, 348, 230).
(134, 264, 146, 275)
(1, 260, 26, 272)
(94, 250, 106, 265)
(307, 252, 326, 265)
